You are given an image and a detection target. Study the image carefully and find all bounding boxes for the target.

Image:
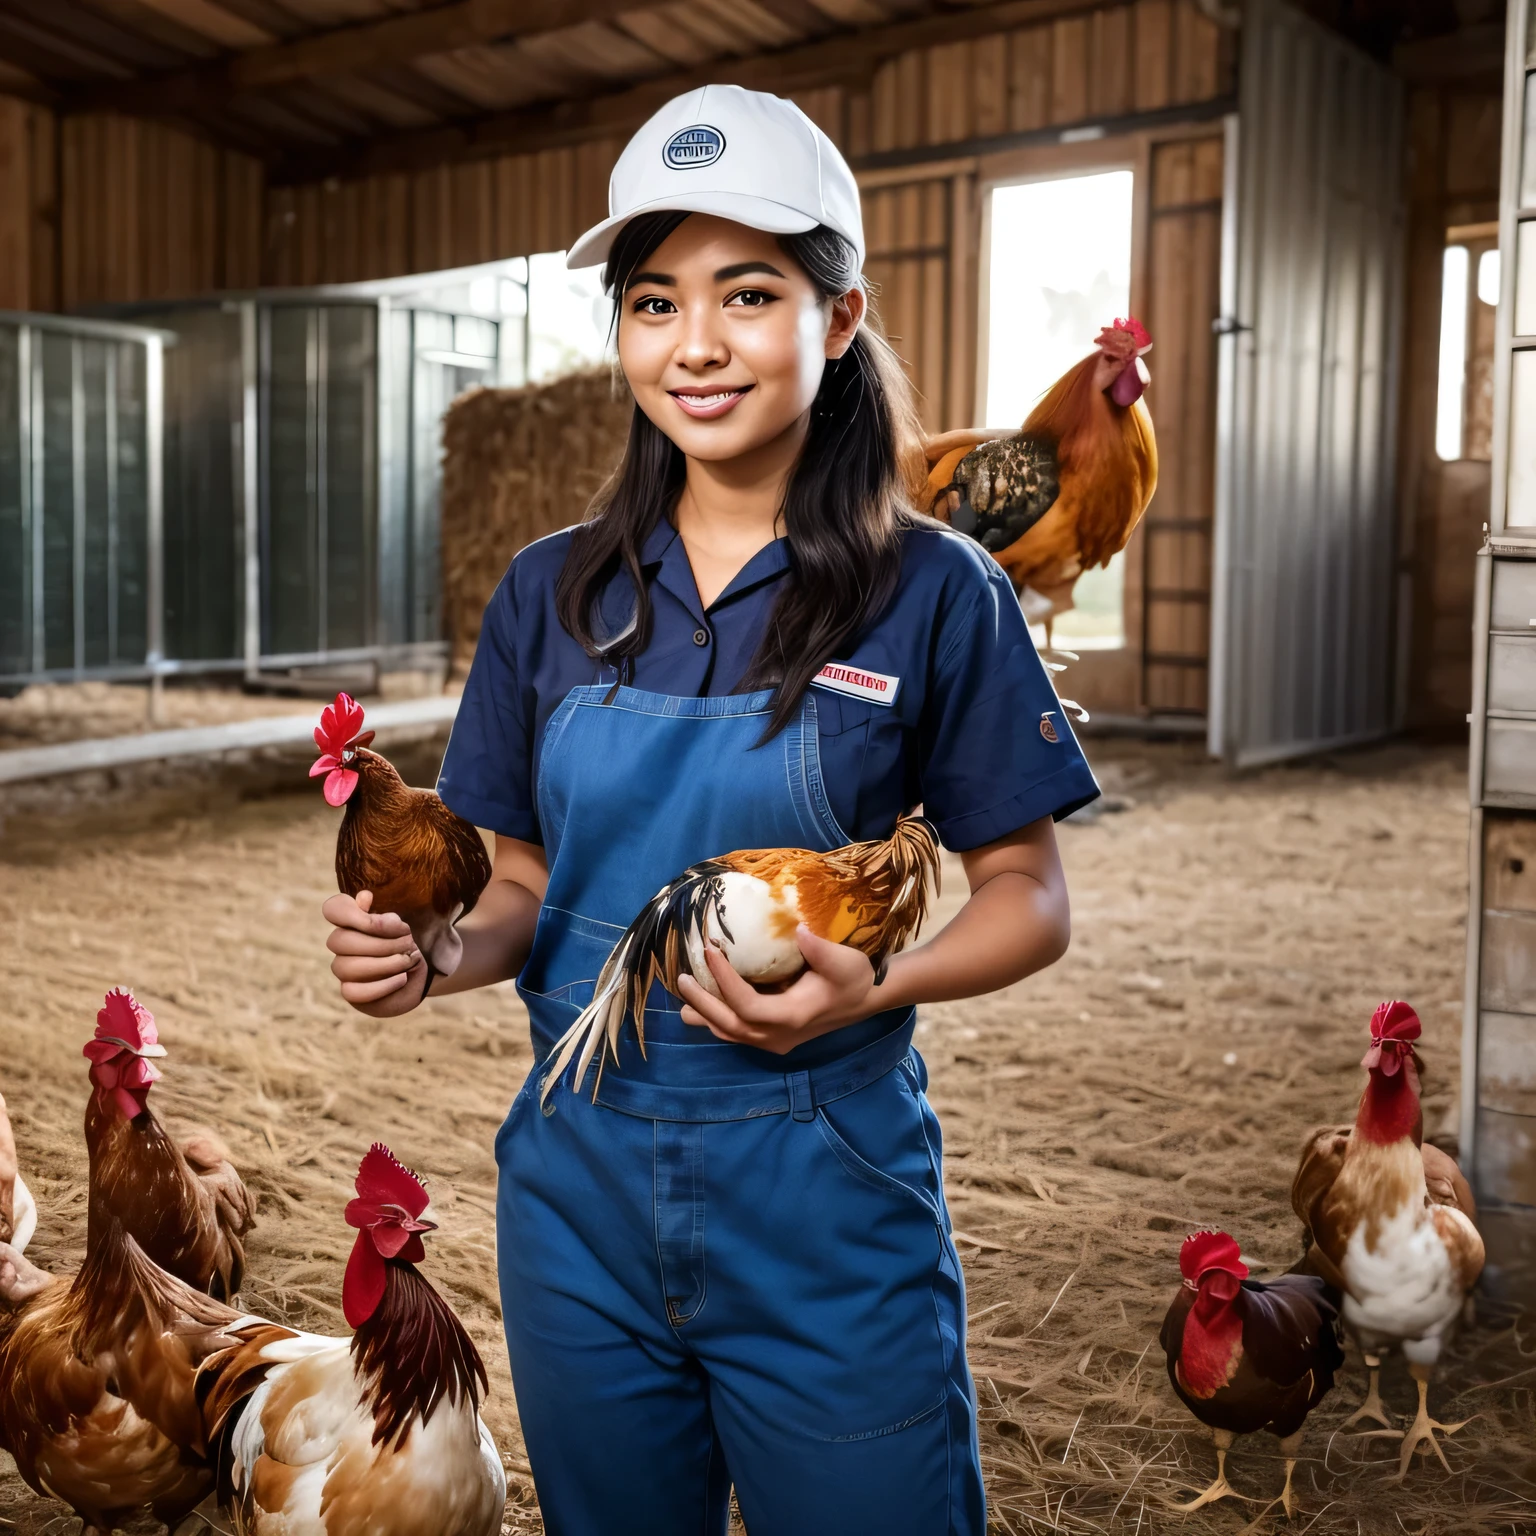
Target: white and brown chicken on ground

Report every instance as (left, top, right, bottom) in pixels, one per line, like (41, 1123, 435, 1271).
(1291, 1000, 1484, 1478)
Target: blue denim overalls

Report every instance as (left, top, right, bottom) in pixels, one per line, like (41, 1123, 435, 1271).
(495, 683, 985, 1535)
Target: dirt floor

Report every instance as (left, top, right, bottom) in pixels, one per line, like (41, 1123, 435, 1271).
(2, 737, 1533, 1535)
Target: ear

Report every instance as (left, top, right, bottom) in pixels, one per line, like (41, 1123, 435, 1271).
(825, 286, 866, 361)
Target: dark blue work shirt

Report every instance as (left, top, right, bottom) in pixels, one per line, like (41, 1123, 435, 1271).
(438, 518, 1098, 850)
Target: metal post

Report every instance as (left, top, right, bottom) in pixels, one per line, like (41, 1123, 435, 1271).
(71, 339, 85, 677)
(144, 335, 164, 727)
(20, 324, 39, 677)
(105, 344, 119, 666)
(241, 301, 260, 682)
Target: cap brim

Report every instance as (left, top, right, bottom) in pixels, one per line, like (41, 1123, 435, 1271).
(567, 192, 819, 270)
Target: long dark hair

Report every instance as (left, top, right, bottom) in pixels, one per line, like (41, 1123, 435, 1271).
(553, 210, 924, 738)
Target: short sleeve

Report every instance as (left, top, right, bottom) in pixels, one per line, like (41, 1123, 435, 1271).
(437, 568, 541, 843)
(918, 560, 1099, 850)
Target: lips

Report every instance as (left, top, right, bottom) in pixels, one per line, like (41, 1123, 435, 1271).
(669, 386, 752, 419)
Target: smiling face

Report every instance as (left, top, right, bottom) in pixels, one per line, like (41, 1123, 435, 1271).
(616, 214, 863, 466)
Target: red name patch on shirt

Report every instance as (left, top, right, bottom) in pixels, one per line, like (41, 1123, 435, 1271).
(812, 663, 900, 705)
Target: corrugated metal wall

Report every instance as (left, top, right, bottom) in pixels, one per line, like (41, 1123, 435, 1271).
(1209, 0, 1405, 764)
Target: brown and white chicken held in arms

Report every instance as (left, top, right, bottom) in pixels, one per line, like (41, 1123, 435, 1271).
(1161, 1230, 1344, 1516)
(84, 986, 253, 1300)
(914, 318, 1158, 643)
(197, 1143, 505, 1536)
(312, 692, 492, 985)
(543, 813, 942, 1101)
(1291, 1001, 1484, 1477)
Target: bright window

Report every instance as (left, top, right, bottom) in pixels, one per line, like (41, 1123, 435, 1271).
(1436, 245, 1470, 461)
(526, 253, 612, 383)
(982, 170, 1135, 648)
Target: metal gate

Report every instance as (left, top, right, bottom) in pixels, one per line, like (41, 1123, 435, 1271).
(0, 313, 165, 688)
(1208, 0, 1406, 765)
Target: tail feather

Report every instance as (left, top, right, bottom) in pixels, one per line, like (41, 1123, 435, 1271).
(539, 864, 731, 1104)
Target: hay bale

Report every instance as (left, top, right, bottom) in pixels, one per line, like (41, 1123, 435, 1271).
(441, 368, 634, 667)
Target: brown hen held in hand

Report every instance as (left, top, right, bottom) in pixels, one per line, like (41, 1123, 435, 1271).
(312, 693, 492, 984)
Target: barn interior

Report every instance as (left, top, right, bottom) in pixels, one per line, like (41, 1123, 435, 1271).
(0, 0, 1533, 1529)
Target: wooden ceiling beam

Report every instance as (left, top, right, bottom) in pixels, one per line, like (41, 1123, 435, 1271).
(269, 0, 1113, 184)
(61, 0, 672, 115)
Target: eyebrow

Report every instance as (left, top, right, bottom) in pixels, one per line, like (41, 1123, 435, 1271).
(626, 270, 676, 289)
(714, 261, 786, 281)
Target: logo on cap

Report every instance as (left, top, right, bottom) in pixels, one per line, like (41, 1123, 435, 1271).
(664, 125, 725, 170)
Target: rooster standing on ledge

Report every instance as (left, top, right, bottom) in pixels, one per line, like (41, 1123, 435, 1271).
(1291, 1001, 1484, 1477)
(84, 986, 253, 1300)
(1161, 1230, 1343, 1515)
(312, 692, 492, 985)
(913, 319, 1158, 642)
(542, 813, 941, 1101)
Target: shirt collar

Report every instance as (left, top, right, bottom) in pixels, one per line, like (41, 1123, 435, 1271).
(642, 518, 791, 615)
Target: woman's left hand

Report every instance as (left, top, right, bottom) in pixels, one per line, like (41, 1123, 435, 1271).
(676, 926, 881, 1053)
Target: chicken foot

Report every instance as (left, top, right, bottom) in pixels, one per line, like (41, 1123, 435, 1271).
(1389, 1362, 1471, 1479)
(1341, 1353, 1393, 1430)
(1170, 1429, 1251, 1510)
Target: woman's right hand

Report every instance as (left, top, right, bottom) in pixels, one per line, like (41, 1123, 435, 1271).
(322, 890, 429, 1017)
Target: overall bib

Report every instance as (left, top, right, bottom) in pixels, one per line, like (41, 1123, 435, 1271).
(495, 684, 985, 1536)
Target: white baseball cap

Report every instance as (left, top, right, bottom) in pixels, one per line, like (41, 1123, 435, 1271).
(566, 85, 865, 273)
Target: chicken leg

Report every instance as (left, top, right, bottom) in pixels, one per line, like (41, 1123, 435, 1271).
(1391, 1361, 1471, 1479)
(1171, 1428, 1247, 1510)
(1342, 1353, 1393, 1429)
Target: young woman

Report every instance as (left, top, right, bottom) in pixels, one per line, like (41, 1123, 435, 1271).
(322, 85, 1098, 1536)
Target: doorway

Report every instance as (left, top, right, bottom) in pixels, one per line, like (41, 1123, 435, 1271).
(980, 168, 1136, 652)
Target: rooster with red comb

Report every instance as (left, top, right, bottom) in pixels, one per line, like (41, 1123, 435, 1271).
(912, 317, 1158, 645)
(311, 692, 492, 987)
(197, 1143, 505, 1534)
(1292, 1001, 1484, 1477)
(1160, 1229, 1343, 1515)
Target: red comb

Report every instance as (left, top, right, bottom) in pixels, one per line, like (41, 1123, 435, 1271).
(350, 1142, 430, 1220)
(314, 693, 366, 758)
(91, 988, 163, 1055)
(1179, 1230, 1248, 1284)
(1370, 1000, 1420, 1044)
(343, 1143, 435, 1328)
(1114, 316, 1151, 350)
(1363, 1000, 1421, 1075)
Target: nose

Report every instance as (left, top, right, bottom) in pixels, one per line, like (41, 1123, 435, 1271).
(675, 304, 729, 375)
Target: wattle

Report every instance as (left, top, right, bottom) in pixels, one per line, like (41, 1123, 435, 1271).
(325, 767, 359, 807)
(1179, 1302, 1244, 1398)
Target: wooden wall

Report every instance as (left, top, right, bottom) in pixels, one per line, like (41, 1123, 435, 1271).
(1397, 81, 1503, 733)
(0, 96, 57, 312)
(260, 0, 1232, 294)
(0, 103, 263, 314)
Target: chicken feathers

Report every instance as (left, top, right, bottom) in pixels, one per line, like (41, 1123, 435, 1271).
(313, 694, 492, 983)
(84, 988, 254, 1300)
(542, 814, 942, 1103)
(915, 319, 1158, 633)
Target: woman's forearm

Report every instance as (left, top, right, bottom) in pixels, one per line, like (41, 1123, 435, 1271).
(875, 868, 1070, 1012)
